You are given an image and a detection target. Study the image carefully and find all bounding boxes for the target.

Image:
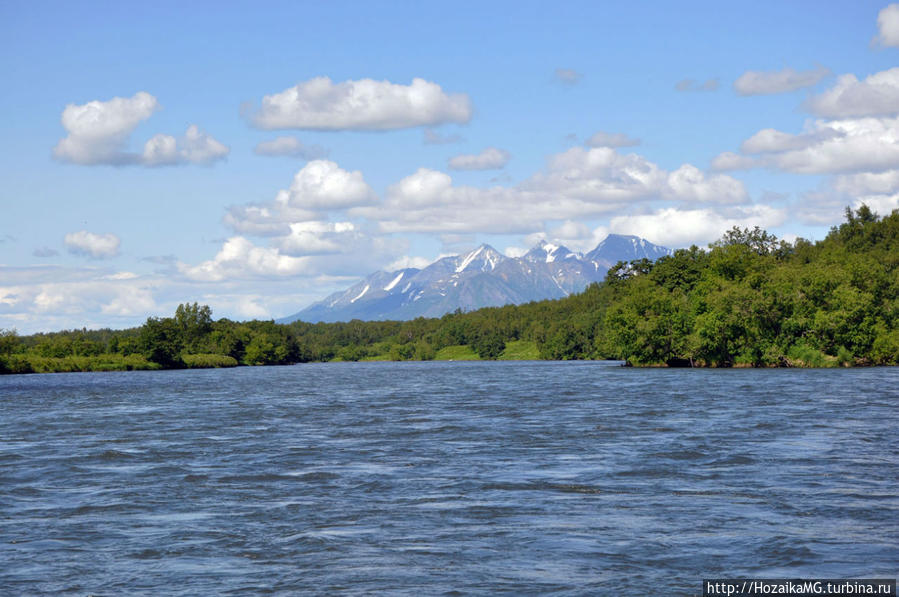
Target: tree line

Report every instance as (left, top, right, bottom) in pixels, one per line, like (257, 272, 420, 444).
(1, 206, 897, 373)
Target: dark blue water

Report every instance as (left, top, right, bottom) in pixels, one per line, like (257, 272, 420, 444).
(1, 362, 897, 595)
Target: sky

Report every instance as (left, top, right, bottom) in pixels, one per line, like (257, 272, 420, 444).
(2, 0, 899, 333)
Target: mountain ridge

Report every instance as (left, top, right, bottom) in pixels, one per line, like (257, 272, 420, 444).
(279, 234, 671, 323)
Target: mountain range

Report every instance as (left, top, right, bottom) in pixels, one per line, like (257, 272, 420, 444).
(278, 234, 672, 323)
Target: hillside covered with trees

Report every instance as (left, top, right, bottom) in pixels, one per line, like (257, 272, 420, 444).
(2, 206, 897, 374)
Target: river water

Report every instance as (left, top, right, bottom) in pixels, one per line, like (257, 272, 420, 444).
(1, 361, 897, 595)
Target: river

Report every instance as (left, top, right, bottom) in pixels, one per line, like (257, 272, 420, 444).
(1, 361, 896, 595)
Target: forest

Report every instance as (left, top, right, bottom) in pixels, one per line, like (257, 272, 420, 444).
(2, 206, 897, 374)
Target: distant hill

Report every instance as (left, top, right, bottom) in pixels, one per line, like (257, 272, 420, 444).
(278, 234, 672, 323)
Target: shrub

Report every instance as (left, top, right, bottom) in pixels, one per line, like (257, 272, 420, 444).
(181, 353, 239, 368)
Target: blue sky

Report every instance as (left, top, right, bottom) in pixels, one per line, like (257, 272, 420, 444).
(3, 0, 899, 333)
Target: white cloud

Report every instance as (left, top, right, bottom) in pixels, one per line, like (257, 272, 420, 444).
(710, 151, 758, 171)
(448, 147, 510, 170)
(276, 221, 358, 256)
(852, 193, 899, 215)
(101, 286, 157, 316)
(353, 147, 747, 236)
(503, 246, 528, 258)
(141, 133, 179, 165)
(675, 78, 719, 92)
(554, 68, 582, 85)
(250, 77, 472, 131)
(541, 220, 609, 253)
(740, 127, 845, 154)
(353, 168, 552, 234)
(665, 164, 748, 203)
(224, 160, 377, 235)
(727, 116, 899, 174)
(769, 117, 899, 174)
(65, 231, 121, 259)
(833, 169, 899, 195)
(804, 67, 899, 118)
(526, 146, 667, 202)
(53, 92, 228, 167)
(609, 205, 786, 248)
(386, 255, 434, 270)
(874, 4, 899, 47)
(284, 160, 376, 210)
(585, 131, 640, 148)
(223, 202, 316, 237)
(177, 237, 312, 282)
(0, 267, 161, 332)
(254, 136, 329, 159)
(178, 125, 229, 164)
(734, 66, 829, 96)
(829, 169, 899, 218)
(142, 125, 229, 166)
(53, 92, 159, 165)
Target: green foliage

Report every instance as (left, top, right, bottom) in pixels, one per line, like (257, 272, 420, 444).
(182, 353, 239, 368)
(472, 330, 505, 360)
(174, 302, 212, 352)
(139, 317, 184, 368)
(435, 345, 480, 361)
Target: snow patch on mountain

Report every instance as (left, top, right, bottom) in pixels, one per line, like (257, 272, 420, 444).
(350, 284, 370, 303)
(384, 272, 404, 291)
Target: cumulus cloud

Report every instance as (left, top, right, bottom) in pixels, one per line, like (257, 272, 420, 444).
(177, 237, 312, 282)
(283, 160, 376, 210)
(874, 4, 899, 47)
(353, 168, 551, 234)
(585, 131, 640, 148)
(525, 146, 667, 202)
(554, 68, 582, 85)
(250, 77, 472, 131)
(142, 125, 229, 166)
(758, 117, 899, 174)
(352, 148, 742, 236)
(65, 231, 121, 259)
(53, 92, 159, 165)
(448, 147, 510, 170)
(804, 67, 899, 118)
(254, 136, 329, 159)
(665, 164, 748, 203)
(275, 221, 359, 256)
(222, 161, 375, 239)
(609, 205, 787, 248)
(721, 115, 899, 175)
(734, 66, 830, 96)
(53, 92, 228, 167)
(223, 202, 313, 237)
(675, 78, 719, 92)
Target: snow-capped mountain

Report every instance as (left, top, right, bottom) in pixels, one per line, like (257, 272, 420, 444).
(279, 234, 671, 323)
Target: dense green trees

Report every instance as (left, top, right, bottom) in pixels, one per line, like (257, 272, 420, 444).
(598, 207, 899, 366)
(2, 207, 898, 374)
